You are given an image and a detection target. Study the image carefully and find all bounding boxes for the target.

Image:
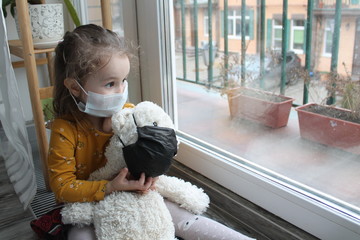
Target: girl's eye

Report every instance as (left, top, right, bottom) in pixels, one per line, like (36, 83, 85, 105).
(105, 82, 115, 88)
(122, 78, 127, 83)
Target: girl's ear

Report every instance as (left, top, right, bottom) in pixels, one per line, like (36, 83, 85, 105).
(64, 78, 81, 97)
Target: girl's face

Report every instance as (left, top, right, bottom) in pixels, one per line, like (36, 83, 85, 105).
(82, 54, 130, 98)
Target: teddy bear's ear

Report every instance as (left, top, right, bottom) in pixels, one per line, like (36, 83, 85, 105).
(111, 108, 134, 135)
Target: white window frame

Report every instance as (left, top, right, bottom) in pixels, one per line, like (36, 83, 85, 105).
(323, 19, 334, 57)
(227, 9, 250, 40)
(290, 19, 305, 54)
(128, 1, 360, 239)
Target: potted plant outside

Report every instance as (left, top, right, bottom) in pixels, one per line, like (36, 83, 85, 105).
(227, 87, 294, 128)
(217, 52, 295, 128)
(295, 68, 360, 154)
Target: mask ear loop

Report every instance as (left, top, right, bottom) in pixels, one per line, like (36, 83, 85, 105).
(118, 136, 126, 147)
(132, 114, 138, 127)
(68, 79, 88, 111)
(73, 80, 88, 96)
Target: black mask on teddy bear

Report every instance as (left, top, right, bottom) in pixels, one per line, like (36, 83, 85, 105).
(118, 114, 177, 179)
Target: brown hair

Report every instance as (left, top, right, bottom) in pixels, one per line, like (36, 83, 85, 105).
(53, 24, 134, 126)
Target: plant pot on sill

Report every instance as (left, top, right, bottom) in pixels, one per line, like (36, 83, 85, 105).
(295, 103, 360, 155)
(15, 3, 64, 49)
(226, 87, 294, 128)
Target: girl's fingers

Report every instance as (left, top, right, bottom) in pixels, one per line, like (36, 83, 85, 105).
(136, 174, 152, 190)
(117, 168, 128, 180)
(137, 172, 146, 185)
(152, 177, 159, 185)
(143, 177, 153, 189)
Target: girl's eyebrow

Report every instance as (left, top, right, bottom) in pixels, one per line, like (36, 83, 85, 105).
(101, 75, 128, 82)
(101, 76, 119, 81)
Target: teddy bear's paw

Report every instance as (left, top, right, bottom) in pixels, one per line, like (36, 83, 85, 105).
(61, 202, 94, 226)
(177, 187, 210, 215)
(156, 175, 210, 215)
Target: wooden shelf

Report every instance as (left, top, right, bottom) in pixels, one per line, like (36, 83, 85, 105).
(8, 39, 55, 58)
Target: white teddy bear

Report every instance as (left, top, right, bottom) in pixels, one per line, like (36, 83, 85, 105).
(61, 101, 210, 240)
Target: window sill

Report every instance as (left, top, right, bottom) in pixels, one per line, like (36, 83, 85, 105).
(168, 160, 318, 239)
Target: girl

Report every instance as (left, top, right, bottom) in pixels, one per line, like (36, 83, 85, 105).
(50, 24, 253, 240)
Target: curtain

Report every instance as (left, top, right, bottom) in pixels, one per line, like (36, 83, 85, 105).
(0, 3, 37, 210)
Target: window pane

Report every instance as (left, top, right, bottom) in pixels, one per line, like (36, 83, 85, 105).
(204, 15, 209, 35)
(111, 0, 124, 36)
(172, 0, 360, 232)
(325, 19, 334, 54)
(274, 28, 282, 38)
(325, 31, 333, 53)
(86, 0, 125, 36)
(245, 21, 250, 36)
(294, 29, 304, 44)
(228, 21, 233, 35)
(235, 19, 241, 36)
(87, 0, 102, 25)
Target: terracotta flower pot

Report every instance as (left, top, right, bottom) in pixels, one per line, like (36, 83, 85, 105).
(226, 87, 294, 128)
(295, 103, 360, 154)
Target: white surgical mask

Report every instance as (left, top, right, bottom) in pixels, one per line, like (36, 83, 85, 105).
(70, 80, 128, 117)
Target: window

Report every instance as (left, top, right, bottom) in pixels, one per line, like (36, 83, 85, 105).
(134, 1, 360, 239)
(324, 19, 334, 56)
(227, 9, 250, 38)
(273, 19, 282, 50)
(291, 19, 305, 53)
(80, 0, 125, 36)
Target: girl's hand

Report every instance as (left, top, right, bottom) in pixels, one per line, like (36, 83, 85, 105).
(149, 176, 159, 191)
(102, 117, 112, 133)
(105, 168, 154, 195)
(140, 176, 159, 194)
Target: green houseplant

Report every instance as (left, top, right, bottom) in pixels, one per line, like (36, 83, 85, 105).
(295, 65, 360, 154)
(216, 52, 295, 128)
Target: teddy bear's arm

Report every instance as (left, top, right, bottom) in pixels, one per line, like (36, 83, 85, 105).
(61, 202, 94, 226)
(156, 175, 210, 215)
